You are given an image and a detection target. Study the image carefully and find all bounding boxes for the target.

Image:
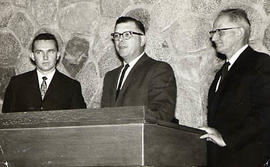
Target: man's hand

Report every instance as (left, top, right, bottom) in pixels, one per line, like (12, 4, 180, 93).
(199, 127, 226, 147)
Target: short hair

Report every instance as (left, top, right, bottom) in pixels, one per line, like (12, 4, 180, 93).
(218, 8, 251, 42)
(115, 16, 145, 34)
(31, 33, 59, 52)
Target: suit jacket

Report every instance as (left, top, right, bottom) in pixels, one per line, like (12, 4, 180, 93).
(207, 46, 270, 167)
(101, 54, 177, 122)
(2, 69, 86, 113)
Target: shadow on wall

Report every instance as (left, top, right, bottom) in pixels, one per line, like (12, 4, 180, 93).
(0, 68, 16, 102)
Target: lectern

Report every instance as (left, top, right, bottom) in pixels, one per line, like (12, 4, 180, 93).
(0, 106, 206, 167)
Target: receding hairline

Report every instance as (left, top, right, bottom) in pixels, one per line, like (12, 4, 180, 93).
(114, 16, 145, 34)
(217, 8, 250, 26)
(216, 8, 251, 42)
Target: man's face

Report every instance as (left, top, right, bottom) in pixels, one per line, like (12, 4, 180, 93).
(114, 21, 145, 63)
(31, 40, 60, 74)
(211, 15, 241, 58)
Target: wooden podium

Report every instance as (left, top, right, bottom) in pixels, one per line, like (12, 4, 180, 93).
(0, 106, 206, 167)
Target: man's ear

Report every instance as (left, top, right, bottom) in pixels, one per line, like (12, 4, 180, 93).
(56, 52, 61, 60)
(30, 53, 35, 61)
(140, 35, 146, 47)
(236, 27, 244, 37)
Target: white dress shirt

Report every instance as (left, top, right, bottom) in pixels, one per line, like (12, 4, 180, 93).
(215, 44, 248, 91)
(116, 52, 145, 90)
(37, 69, 56, 90)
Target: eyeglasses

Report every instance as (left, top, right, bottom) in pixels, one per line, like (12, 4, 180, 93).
(209, 27, 241, 37)
(111, 31, 143, 41)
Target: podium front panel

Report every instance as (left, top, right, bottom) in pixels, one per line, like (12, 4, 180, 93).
(0, 124, 144, 167)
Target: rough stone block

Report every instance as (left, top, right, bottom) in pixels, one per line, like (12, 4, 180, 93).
(98, 44, 121, 78)
(100, 0, 132, 17)
(264, 0, 270, 15)
(8, 12, 34, 48)
(125, 8, 150, 32)
(13, 0, 30, 8)
(145, 31, 172, 62)
(76, 62, 100, 107)
(0, 0, 13, 28)
(191, 0, 221, 15)
(59, 0, 97, 8)
(62, 36, 89, 77)
(0, 67, 16, 100)
(150, 0, 190, 31)
(59, 2, 99, 34)
(0, 31, 21, 67)
(15, 51, 35, 75)
(32, 0, 57, 25)
(169, 17, 212, 53)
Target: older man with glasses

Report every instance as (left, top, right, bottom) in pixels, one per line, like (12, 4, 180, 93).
(101, 16, 178, 123)
(200, 8, 270, 167)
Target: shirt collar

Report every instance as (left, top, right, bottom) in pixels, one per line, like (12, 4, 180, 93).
(227, 44, 248, 69)
(37, 69, 56, 88)
(123, 52, 145, 68)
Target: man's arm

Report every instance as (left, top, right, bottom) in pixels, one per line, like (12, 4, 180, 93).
(201, 55, 270, 149)
(2, 77, 14, 113)
(199, 127, 226, 147)
(148, 62, 177, 121)
(222, 59, 270, 149)
(70, 81, 87, 109)
(100, 73, 111, 108)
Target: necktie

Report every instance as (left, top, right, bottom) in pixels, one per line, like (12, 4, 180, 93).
(40, 76, 47, 100)
(216, 61, 230, 91)
(115, 64, 129, 100)
(220, 61, 230, 84)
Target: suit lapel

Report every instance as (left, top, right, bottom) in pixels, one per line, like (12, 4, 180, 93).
(209, 46, 254, 121)
(116, 54, 149, 101)
(43, 70, 59, 100)
(27, 70, 43, 101)
(216, 46, 252, 94)
(112, 66, 123, 102)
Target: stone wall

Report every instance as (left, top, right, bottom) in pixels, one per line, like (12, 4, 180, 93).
(0, 0, 269, 127)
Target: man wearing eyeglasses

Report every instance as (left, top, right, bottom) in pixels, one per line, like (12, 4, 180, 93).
(2, 33, 86, 113)
(200, 8, 270, 167)
(101, 16, 177, 123)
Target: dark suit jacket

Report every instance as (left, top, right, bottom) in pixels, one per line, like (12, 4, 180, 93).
(2, 69, 86, 113)
(207, 46, 270, 167)
(101, 54, 177, 122)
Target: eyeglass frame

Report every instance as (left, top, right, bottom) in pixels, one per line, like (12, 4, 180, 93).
(111, 31, 144, 41)
(209, 27, 241, 37)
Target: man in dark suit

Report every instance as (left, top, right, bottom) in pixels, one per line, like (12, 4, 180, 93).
(101, 16, 177, 122)
(200, 9, 270, 167)
(2, 33, 86, 113)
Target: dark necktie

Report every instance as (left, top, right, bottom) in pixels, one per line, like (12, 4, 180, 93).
(220, 61, 230, 83)
(217, 61, 230, 90)
(115, 64, 129, 100)
(40, 76, 47, 100)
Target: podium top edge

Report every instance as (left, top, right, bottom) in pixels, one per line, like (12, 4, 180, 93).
(0, 106, 149, 129)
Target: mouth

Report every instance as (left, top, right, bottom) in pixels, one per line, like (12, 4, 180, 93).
(214, 42, 223, 47)
(118, 44, 127, 49)
(42, 62, 50, 66)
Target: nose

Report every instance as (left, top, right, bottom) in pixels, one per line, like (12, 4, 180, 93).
(211, 32, 219, 42)
(43, 52, 49, 60)
(118, 35, 124, 42)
